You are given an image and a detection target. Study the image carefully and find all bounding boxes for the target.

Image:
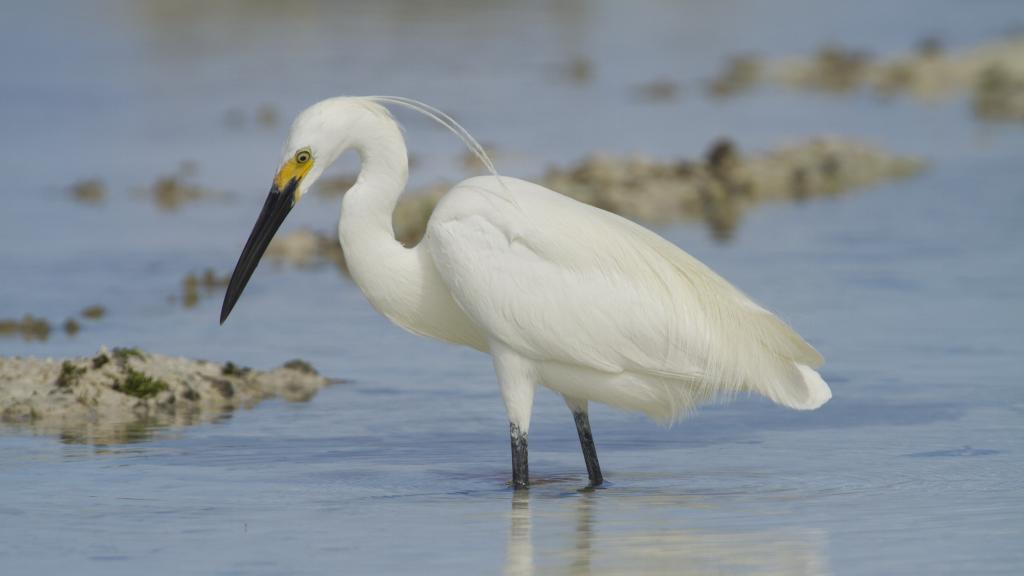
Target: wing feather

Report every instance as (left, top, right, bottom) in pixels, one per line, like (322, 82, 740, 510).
(426, 177, 827, 410)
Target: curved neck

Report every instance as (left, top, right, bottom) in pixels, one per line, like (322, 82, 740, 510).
(331, 104, 486, 351)
(340, 114, 409, 238)
(337, 111, 420, 326)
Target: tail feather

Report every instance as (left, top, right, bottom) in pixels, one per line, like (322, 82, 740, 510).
(783, 364, 832, 410)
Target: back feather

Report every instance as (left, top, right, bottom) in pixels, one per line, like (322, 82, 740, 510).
(428, 178, 831, 418)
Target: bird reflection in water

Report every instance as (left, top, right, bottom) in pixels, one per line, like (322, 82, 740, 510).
(505, 491, 534, 576)
(505, 488, 830, 575)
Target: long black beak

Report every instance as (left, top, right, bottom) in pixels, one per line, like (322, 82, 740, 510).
(220, 179, 298, 324)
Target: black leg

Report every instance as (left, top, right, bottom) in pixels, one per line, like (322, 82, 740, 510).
(572, 410, 603, 486)
(510, 422, 529, 489)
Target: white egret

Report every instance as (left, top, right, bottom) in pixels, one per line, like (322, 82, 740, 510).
(221, 96, 831, 489)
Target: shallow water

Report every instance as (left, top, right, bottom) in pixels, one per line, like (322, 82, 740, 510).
(1, 1, 1023, 574)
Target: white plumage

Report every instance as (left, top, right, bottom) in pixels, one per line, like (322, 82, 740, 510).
(223, 96, 831, 486)
(428, 176, 830, 423)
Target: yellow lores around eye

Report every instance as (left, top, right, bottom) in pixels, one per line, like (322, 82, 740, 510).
(273, 148, 315, 201)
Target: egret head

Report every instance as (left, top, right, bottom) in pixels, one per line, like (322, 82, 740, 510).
(220, 96, 496, 325)
(220, 98, 360, 324)
(278, 98, 367, 199)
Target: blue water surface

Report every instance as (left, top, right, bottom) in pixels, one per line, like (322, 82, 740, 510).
(1, 1, 1022, 574)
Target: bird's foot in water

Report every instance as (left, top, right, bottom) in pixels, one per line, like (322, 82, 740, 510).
(510, 422, 529, 489)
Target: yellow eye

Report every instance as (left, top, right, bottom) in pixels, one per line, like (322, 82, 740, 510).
(295, 150, 312, 164)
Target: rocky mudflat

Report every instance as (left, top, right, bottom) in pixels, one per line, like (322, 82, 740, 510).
(266, 228, 348, 272)
(69, 179, 106, 205)
(140, 162, 232, 211)
(0, 348, 333, 444)
(179, 268, 230, 308)
(2, 305, 110, 342)
(710, 37, 1024, 122)
(544, 137, 922, 239)
(0, 315, 52, 341)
